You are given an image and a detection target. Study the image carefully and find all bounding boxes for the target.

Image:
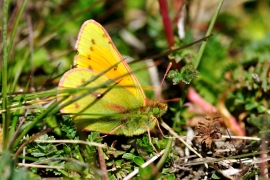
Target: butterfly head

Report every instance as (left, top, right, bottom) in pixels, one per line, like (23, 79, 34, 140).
(152, 102, 167, 117)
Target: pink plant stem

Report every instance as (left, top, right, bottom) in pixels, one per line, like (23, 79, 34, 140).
(187, 87, 217, 114)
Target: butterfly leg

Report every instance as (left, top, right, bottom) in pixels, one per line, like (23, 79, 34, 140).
(143, 126, 159, 153)
(153, 117, 167, 138)
(100, 125, 124, 138)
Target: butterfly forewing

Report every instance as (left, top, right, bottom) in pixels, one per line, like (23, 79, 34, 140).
(74, 20, 145, 103)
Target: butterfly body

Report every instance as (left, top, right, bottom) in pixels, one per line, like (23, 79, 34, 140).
(58, 20, 167, 136)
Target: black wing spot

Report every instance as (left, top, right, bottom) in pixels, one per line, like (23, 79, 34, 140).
(81, 78, 86, 84)
(90, 46, 94, 51)
(114, 65, 118, 71)
(88, 65, 92, 70)
(75, 103, 79, 108)
(88, 55, 91, 60)
(91, 39, 96, 45)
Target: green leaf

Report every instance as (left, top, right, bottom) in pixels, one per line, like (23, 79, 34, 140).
(87, 131, 102, 143)
(257, 105, 266, 113)
(167, 64, 199, 85)
(245, 102, 257, 110)
(138, 166, 155, 180)
(122, 153, 135, 160)
(211, 173, 221, 179)
(133, 156, 145, 166)
(31, 152, 46, 157)
(121, 144, 131, 150)
(115, 160, 123, 168)
(106, 160, 114, 166)
(61, 115, 77, 139)
(45, 115, 61, 136)
(64, 162, 84, 172)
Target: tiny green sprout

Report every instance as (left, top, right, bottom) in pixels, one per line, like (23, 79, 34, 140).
(153, 107, 160, 115)
(167, 64, 199, 85)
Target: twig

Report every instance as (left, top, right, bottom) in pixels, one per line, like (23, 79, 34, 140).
(34, 139, 106, 147)
(18, 163, 64, 169)
(161, 121, 203, 158)
(98, 147, 108, 180)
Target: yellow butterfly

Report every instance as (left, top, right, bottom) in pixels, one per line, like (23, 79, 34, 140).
(58, 20, 167, 136)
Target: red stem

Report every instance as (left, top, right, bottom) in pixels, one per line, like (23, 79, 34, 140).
(158, 0, 174, 48)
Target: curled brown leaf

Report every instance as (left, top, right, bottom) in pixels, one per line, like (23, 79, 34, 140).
(196, 112, 222, 149)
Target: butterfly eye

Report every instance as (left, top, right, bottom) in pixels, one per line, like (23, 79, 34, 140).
(153, 107, 160, 115)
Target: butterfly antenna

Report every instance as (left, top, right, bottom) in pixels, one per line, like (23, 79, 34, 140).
(157, 62, 172, 100)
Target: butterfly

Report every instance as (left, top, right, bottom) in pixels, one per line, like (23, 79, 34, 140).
(58, 20, 167, 137)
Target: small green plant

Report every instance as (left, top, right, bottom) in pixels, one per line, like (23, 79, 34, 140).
(0, 151, 40, 180)
(167, 64, 199, 85)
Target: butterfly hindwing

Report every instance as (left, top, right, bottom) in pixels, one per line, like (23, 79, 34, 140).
(58, 68, 148, 135)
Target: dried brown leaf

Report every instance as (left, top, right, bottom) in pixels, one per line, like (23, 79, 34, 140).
(196, 112, 222, 148)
